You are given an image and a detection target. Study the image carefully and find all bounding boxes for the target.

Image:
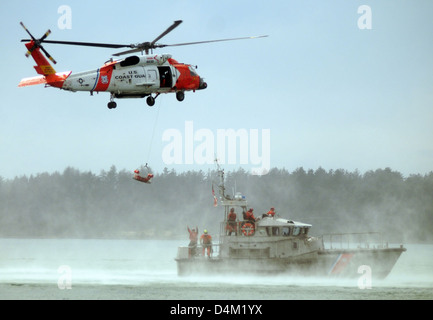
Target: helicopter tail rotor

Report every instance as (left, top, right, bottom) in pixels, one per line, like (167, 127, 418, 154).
(20, 22, 57, 64)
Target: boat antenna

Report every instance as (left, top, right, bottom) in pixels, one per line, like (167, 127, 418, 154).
(214, 158, 226, 198)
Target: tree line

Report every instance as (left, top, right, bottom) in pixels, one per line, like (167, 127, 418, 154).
(0, 166, 432, 243)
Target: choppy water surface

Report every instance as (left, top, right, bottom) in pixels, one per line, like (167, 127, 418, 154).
(0, 239, 432, 300)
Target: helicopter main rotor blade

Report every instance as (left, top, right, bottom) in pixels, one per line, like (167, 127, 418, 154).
(20, 19, 268, 58)
(113, 35, 269, 56)
(150, 20, 183, 46)
(112, 48, 143, 57)
(20, 39, 132, 49)
(155, 35, 269, 48)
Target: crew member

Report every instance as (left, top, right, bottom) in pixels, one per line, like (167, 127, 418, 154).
(227, 208, 237, 235)
(187, 226, 198, 258)
(200, 229, 213, 257)
(267, 207, 276, 217)
(245, 208, 256, 222)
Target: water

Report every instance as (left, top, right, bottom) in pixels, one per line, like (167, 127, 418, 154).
(0, 239, 432, 300)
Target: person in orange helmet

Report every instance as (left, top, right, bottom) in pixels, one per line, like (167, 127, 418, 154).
(200, 229, 213, 257)
(267, 207, 276, 217)
(245, 208, 256, 222)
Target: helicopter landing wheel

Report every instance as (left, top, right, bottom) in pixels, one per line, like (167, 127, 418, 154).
(176, 91, 185, 102)
(107, 101, 117, 109)
(146, 96, 155, 107)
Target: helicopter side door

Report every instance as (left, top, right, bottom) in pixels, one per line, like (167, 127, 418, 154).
(145, 67, 158, 88)
(158, 66, 172, 88)
(111, 65, 147, 92)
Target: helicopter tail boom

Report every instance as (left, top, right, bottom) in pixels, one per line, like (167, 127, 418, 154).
(19, 41, 71, 88)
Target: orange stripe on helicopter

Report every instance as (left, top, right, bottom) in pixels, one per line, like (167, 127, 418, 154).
(92, 61, 115, 92)
(172, 64, 200, 91)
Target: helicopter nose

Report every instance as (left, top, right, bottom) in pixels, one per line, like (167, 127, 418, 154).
(199, 77, 207, 90)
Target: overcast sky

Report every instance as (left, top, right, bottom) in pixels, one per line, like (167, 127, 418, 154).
(1, 0, 432, 179)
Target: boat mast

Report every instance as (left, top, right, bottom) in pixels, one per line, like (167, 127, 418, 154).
(214, 158, 226, 200)
(214, 158, 248, 211)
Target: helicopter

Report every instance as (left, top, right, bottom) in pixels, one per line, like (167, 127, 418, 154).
(19, 20, 267, 109)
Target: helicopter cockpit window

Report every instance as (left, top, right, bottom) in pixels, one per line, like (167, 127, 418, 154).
(189, 66, 198, 77)
(120, 56, 140, 67)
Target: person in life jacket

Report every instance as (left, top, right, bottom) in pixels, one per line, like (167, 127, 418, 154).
(226, 208, 237, 236)
(245, 208, 256, 222)
(187, 226, 198, 258)
(267, 207, 276, 217)
(133, 169, 154, 184)
(200, 229, 213, 257)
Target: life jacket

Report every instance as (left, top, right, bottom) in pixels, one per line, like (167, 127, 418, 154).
(201, 234, 212, 244)
(267, 210, 275, 217)
(246, 211, 255, 221)
(228, 212, 236, 221)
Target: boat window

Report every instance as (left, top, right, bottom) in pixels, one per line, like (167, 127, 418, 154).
(272, 227, 279, 236)
(282, 227, 290, 236)
(293, 227, 300, 236)
(258, 228, 266, 236)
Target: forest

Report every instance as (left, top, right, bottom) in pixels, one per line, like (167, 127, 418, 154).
(0, 165, 432, 243)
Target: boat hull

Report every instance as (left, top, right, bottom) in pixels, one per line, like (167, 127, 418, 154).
(176, 247, 406, 279)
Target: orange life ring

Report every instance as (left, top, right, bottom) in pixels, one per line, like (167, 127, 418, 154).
(241, 222, 255, 236)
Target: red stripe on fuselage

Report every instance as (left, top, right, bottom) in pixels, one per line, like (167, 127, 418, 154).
(93, 61, 115, 92)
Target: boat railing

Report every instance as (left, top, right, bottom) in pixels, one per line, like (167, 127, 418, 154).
(177, 242, 221, 259)
(319, 232, 389, 250)
(219, 220, 255, 237)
